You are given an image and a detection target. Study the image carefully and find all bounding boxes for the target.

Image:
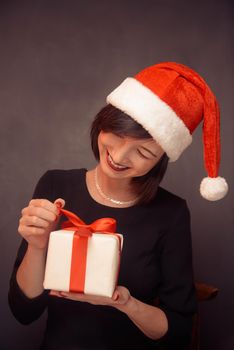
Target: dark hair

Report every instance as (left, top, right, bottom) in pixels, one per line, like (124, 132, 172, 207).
(90, 104, 169, 205)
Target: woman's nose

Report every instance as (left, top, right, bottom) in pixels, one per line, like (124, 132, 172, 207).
(111, 143, 130, 165)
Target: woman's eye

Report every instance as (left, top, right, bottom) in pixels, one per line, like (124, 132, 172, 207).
(137, 150, 149, 159)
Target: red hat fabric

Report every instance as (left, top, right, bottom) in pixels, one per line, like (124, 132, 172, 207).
(107, 62, 228, 201)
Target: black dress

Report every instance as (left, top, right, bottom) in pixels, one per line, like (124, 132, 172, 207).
(8, 169, 197, 349)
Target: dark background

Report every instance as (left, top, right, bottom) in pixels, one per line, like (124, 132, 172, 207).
(0, 0, 233, 349)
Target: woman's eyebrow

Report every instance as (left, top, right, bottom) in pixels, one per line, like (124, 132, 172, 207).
(141, 146, 157, 157)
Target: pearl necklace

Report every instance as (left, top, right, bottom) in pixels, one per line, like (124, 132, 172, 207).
(94, 167, 138, 206)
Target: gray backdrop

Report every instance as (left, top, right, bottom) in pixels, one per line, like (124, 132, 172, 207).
(0, 0, 233, 349)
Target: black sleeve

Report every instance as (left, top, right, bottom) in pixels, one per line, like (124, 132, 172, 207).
(151, 200, 197, 349)
(8, 171, 55, 325)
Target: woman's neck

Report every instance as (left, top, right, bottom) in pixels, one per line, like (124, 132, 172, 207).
(85, 166, 138, 208)
(96, 164, 132, 196)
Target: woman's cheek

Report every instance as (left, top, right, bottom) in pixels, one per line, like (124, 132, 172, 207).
(133, 161, 148, 175)
(135, 159, 157, 176)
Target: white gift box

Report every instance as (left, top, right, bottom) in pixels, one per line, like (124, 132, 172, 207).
(43, 229, 123, 297)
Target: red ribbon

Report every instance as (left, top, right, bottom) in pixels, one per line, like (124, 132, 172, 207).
(60, 208, 117, 234)
(58, 208, 118, 293)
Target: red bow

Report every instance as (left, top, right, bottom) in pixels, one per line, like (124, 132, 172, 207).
(60, 208, 117, 235)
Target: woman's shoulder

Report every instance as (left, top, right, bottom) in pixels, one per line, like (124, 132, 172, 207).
(157, 186, 185, 202)
(45, 168, 87, 176)
(33, 168, 87, 200)
(154, 186, 189, 213)
(40, 168, 87, 182)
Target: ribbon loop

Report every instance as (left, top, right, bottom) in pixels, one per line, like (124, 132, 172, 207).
(59, 208, 117, 234)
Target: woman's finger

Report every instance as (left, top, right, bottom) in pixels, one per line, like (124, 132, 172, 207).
(29, 199, 59, 215)
(58, 292, 112, 305)
(20, 215, 51, 229)
(49, 290, 63, 298)
(112, 291, 119, 301)
(18, 225, 46, 236)
(54, 198, 66, 209)
(26, 206, 57, 222)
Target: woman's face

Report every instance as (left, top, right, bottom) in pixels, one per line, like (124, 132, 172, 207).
(97, 131, 164, 179)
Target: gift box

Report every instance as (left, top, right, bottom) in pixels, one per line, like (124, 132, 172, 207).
(43, 208, 123, 297)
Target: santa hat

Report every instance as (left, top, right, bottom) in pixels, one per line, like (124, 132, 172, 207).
(106, 62, 228, 201)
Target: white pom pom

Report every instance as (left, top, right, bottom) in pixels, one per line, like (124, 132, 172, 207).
(200, 176, 228, 201)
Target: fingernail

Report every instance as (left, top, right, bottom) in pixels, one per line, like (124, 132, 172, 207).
(55, 203, 63, 218)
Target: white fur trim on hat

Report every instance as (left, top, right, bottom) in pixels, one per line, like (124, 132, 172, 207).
(106, 77, 192, 161)
(200, 176, 228, 201)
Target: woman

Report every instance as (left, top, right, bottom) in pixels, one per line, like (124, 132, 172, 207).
(8, 62, 228, 350)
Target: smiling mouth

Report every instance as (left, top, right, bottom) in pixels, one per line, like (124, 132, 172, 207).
(106, 151, 129, 171)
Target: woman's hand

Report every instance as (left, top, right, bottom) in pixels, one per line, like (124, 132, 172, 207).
(18, 198, 65, 250)
(50, 286, 131, 310)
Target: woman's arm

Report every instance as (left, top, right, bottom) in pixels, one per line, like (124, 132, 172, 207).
(16, 245, 47, 298)
(8, 238, 50, 325)
(116, 293, 168, 340)
(16, 198, 63, 298)
(55, 286, 168, 340)
(8, 171, 63, 324)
